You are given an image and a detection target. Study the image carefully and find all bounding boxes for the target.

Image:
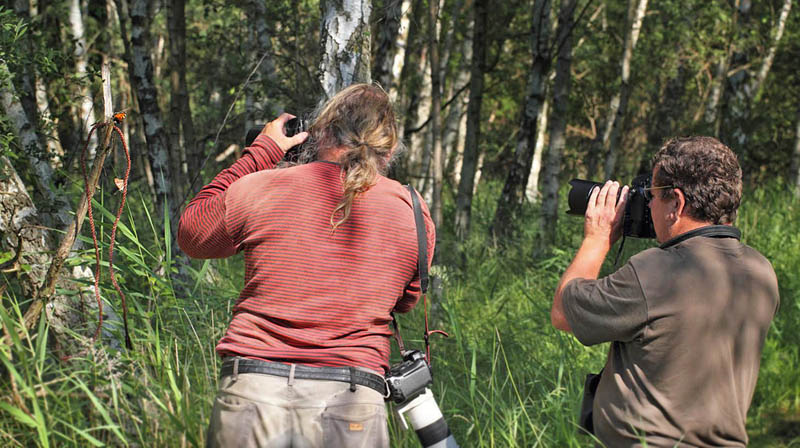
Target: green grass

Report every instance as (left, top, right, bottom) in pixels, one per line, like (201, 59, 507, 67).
(1, 182, 798, 447)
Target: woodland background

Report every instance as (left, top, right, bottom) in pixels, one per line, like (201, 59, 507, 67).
(1, 0, 799, 446)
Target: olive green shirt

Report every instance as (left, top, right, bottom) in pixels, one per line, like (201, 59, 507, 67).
(563, 227, 779, 447)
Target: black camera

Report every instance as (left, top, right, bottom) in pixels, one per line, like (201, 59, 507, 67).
(567, 173, 656, 239)
(245, 116, 309, 162)
(386, 350, 432, 404)
(387, 350, 460, 448)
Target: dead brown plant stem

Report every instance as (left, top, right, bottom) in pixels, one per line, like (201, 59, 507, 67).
(20, 65, 115, 334)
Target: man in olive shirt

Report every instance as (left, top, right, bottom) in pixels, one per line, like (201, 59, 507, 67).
(551, 137, 779, 447)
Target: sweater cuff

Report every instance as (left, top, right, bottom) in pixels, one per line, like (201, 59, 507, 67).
(246, 135, 285, 169)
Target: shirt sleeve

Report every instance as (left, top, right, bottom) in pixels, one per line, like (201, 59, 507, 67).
(561, 261, 648, 346)
(394, 190, 436, 314)
(177, 135, 284, 259)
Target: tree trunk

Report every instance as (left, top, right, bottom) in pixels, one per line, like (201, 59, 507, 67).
(373, 0, 408, 92)
(454, 0, 487, 240)
(443, 12, 473, 187)
(749, 0, 792, 100)
(792, 106, 800, 198)
(429, 0, 443, 237)
(703, 0, 740, 136)
(10, 1, 39, 137)
(525, 96, 549, 202)
(122, 0, 174, 221)
(243, 0, 280, 127)
(167, 0, 192, 208)
(541, 0, 578, 243)
(319, 0, 373, 98)
(0, 62, 71, 231)
(388, 0, 413, 101)
(492, 0, 551, 240)
(603, 0, 648, 179)
(68, 0, 98, 147)
(727, 0, 790, 148)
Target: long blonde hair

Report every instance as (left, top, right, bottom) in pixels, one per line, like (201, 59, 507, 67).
(298, 84, 401, 230)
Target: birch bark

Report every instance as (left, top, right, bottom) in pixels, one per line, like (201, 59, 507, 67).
(319, 0, 372, 99)
(541, 0, 578, 242)
(429, 0, 443, 233)
(603, 0, 648, 179)
(492, 0, 551, 240)
(454, 0, 487, 239)
(124, 0, 174, 219)
(0, 62, 70, 230)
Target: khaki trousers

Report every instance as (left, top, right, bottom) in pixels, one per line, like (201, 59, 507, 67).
(206, 370, 389, 448)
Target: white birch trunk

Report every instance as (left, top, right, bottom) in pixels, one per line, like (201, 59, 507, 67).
(1, 62, 70, 229)
(603, 0, 648, 179)
(389, 0, 413, 102)
(525, 97, 549, 202)
(749, 0, 792, 99)
(69, 0, 96, 144)
(319, 0, 372, 99)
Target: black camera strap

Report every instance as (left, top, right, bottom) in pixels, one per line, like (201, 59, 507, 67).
(390, 186, 448, 365)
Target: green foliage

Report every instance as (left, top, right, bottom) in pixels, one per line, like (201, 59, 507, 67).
(3, 181, 797, 446)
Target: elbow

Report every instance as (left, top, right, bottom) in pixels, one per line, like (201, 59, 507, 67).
(550, 299, 572, 332)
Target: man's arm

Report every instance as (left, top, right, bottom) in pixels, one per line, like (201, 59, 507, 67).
(178, 114, 308, 259)
(551, 181, 628, 332)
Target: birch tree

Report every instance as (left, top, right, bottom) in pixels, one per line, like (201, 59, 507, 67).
(602, 0, 648, 179)
(242, 0, 279, 130)
(429, 0, 443, 233)
(1, 61, 70, 230)
(373, 0, 411, 93)
(68, 0, 97, 144)
(118, 0, 174, 220)
(703, 0, 740, 136)
(319, 0, 372, 98)
(168, 0, 196, 180)
(541, 0, 578, 243)
(728, 0, 792, 146)
(454, 0, 488, 239)
(492, 0, 551, 240)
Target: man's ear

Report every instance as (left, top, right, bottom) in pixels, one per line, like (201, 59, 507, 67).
(673, 188, 688, 219)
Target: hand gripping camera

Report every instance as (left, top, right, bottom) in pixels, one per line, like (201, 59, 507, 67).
(245, 116, 309, 162)
(566, 173, 656, 239)
(386, 350, 460, 448)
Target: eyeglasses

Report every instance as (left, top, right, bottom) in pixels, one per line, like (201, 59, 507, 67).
(643, 185, 675, 202)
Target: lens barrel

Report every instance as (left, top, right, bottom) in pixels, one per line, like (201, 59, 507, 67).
(566, 176, 656, 238)
(396, 389, 460, 448)
(566, 179, 604, 216)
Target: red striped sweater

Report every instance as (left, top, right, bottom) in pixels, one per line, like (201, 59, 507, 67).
(178, 135, 435, 373)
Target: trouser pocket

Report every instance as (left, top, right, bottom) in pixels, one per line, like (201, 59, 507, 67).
(206, 394, 261, 448)
(322, 400, 388, 448)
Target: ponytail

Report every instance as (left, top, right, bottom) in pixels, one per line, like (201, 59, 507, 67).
(306, 84, 401, 231)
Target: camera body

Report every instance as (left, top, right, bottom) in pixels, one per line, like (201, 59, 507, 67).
(386, 349, 433, 404)
(567, 173, 656, 239)
(245, 117, 309, 162)
(386, 350, 460, 448)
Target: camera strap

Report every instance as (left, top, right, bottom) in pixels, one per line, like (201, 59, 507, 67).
(391, 186, 449, 364)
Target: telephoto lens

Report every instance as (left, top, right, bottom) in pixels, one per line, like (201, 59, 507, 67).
(396, 388, 460, 448)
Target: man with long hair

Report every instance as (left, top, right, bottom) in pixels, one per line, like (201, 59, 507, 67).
(179, 84, 434, 447)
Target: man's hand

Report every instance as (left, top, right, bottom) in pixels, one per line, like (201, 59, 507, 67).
(261, 113, 309, 153)
(584, 181, 629, 251)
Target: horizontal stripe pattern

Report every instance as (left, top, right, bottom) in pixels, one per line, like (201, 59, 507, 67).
(178, 135, 435, 373)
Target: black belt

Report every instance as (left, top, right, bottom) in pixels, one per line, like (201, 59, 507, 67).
(220, 357, 388, 396)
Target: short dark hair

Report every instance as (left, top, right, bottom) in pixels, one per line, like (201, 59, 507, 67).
(652, 136, 742, 224)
